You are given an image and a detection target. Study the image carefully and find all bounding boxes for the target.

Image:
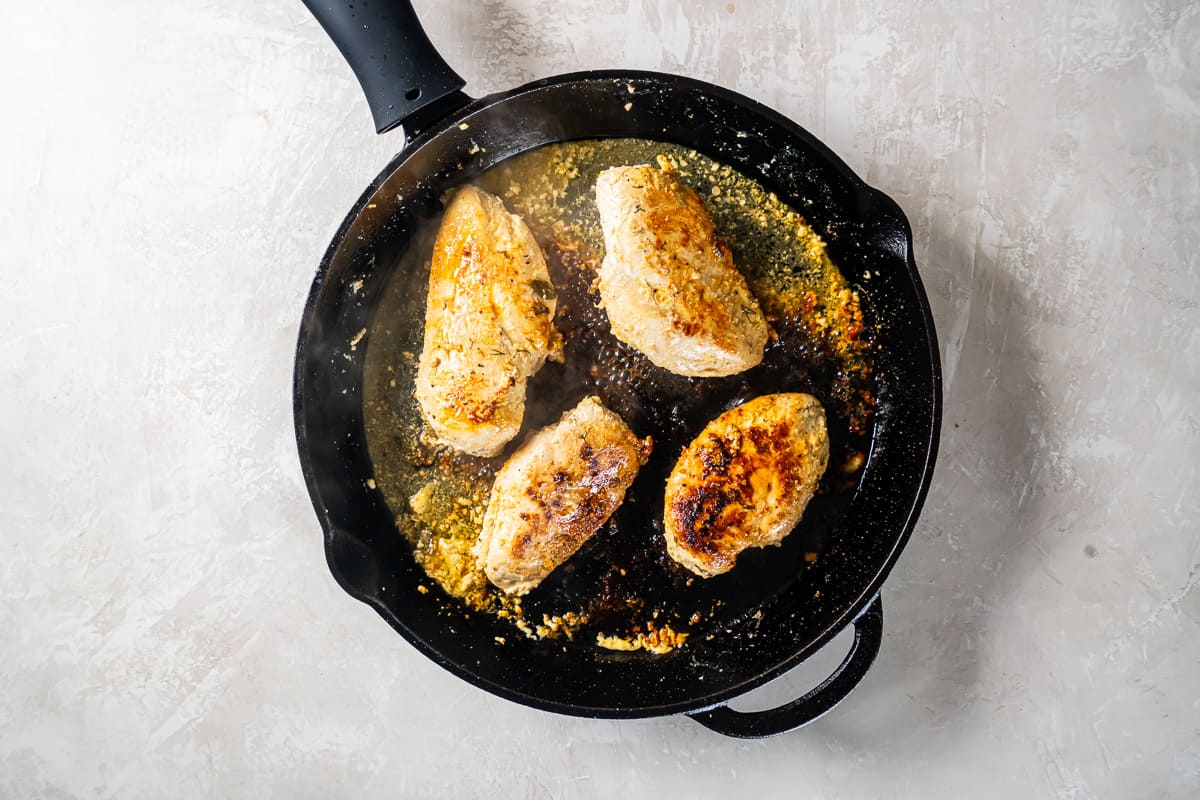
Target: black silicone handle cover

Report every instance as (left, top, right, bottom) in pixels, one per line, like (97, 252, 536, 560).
(303, 0, 467, 134)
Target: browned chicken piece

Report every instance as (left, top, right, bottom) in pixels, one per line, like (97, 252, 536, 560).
(474, 396, 652, 595)
(594, 160, 769, 377)
(663, 393, 829, 578)
(414, 185, 561, 456)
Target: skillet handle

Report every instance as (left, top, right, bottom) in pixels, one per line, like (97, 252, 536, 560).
(686, 596, 883, 738)
(302, 0, 468, 135)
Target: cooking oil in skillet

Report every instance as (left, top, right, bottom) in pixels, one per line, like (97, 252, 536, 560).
(361, 138, 875, 653)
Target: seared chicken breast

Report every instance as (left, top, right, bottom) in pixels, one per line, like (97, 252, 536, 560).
(595, 161, 769, 377)
(475, 396, 652, 595)
(414, 185, 561, 456)
(664, 393, 828, 578)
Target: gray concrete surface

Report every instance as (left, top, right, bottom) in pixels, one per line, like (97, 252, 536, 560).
(1, 1, 1196, 797)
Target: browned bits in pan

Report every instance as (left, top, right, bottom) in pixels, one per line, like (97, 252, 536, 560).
(362, 139, 876, 650)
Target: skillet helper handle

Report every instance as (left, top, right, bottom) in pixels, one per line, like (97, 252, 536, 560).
(302, 0, 467, 134)
(686, 596, 883, 738)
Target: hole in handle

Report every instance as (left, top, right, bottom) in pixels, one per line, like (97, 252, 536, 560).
(727, 626, 856, 712)
(686, 596, 883, 738)
(405, 87, 422, 101)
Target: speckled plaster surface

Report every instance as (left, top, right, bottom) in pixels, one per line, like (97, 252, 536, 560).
(1, 1, 1197, 798)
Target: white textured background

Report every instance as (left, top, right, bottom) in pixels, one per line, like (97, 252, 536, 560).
(2, 1, 1197, 797)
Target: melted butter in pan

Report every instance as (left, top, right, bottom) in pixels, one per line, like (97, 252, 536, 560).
(362, 139, 875, 651)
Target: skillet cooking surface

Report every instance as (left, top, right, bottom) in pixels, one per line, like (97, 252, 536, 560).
(295, 73, 940, 715)
(362, 138, 876, 648)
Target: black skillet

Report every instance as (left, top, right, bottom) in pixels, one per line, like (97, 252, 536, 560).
(294, 0, 941, 738)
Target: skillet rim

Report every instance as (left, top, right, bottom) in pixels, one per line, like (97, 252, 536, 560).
(294, 68, 943, 718)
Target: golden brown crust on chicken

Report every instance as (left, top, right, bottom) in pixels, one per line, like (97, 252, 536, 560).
(595, 161, 769, 377)
(414, 185, 562, 456)
(475, 397, 652, 595)
(663, 393, 829, 578)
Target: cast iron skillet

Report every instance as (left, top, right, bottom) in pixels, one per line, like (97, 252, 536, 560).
(295, 0, 941, 737)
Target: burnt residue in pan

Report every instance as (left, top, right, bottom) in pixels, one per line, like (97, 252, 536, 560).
(361, 139, 875, 652)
